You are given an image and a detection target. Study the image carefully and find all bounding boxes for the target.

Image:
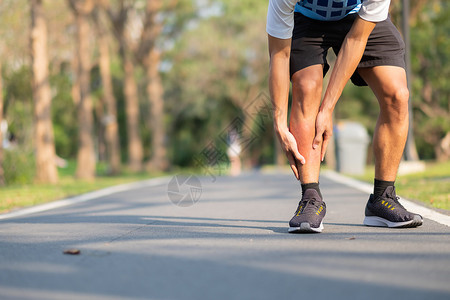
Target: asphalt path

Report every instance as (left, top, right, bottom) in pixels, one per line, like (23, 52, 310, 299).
(0, 171, 449, 300)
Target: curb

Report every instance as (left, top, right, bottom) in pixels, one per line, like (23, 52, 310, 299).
(0, 176, 171, 221)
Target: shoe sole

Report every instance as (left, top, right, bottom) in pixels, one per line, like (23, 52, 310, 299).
(364, 215, 423, 228)
(288, 222, 323, 233)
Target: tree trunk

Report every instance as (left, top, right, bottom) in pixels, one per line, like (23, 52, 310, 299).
(30, 0, 58, 184)
(0, 63, 4, 186)
(95, 95, 106, 162)
(123, 54, 143, 172)
(106, 1, 144, 172)
(436, 132, 450, 162)
(401, 0, 420, 161)
(94, 8, 121, 174)
(146, 49, 168, 171)
(71, 3, 96, 180)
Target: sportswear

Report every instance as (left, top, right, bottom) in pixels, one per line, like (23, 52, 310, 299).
(289, 12, 406, 85)
(289, 189, 326, 233)
(364, 186, 423, 228)
(267, 0, 391, 39)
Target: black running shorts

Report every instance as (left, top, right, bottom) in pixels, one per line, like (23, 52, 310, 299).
(290, 13, 406, 86)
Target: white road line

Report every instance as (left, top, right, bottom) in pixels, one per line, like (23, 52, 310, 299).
(322, 170, 450, 227)
(0, 177, 171, 221)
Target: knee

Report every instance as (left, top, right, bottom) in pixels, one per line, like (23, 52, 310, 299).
(291, 77, 322, 119)
(381, 86, 409, 121)
(292, 77, 322, 97)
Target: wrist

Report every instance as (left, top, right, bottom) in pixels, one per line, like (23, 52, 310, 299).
(273, 121, 288, 134)
(319, 102, 334, 114)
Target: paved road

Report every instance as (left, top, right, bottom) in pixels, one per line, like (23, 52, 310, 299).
(0, 171, 449, 300)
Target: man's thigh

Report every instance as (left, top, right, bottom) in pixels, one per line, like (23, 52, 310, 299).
(358, 66, 408, 101)
(351, 17, 406, 86)
(290, 13, 354, 79)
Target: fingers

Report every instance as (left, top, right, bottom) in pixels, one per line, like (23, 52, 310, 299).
(286, 152, 299, 180)
(292, 148, 306, 165)
(312, 131, 322, 150)
(321, 135, 330, 162)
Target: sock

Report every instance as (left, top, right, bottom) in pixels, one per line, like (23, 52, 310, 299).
(373, 178, 395, 200)
(301, 182, 322, 199)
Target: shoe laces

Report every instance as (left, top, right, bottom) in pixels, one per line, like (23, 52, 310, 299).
(301, 197, 322, 214)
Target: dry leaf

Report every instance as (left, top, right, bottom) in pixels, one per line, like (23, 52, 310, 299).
(63, 248, 81, 255)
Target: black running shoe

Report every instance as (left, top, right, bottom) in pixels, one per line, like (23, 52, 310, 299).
(289, 189, 326, 233)
(364, 186, 423, 228)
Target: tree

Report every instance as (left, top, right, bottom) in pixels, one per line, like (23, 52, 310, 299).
(30, 0, 58, 183)
(165, 0, 272, 167)
(401, 0, 420, 161)
(68, 0, 96, 179)
(0, 62, 4, 186)
(93, 5, 121, 174)
(105, 0, 144, 172)
(410, 1, 450, 160)
(138, 0, 168, 171)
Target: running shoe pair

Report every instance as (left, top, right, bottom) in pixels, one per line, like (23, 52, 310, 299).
(288, 186, 423, 233)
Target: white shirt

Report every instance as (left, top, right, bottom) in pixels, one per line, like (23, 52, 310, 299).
(266, 0, 391, 39)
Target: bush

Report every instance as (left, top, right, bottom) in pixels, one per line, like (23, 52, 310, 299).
(3, 149, 35, 185)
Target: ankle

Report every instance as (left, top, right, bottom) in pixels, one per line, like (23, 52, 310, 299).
(373, 178, 395, 199)
(301, 182, 322, 199)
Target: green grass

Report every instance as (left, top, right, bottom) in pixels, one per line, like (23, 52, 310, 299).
(0, 161, 169, 214)
(0, 160, 228, 214)
(352, 160, 450, 211)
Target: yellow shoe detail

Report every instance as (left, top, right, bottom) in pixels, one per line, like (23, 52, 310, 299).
(316, 206, 323, 215)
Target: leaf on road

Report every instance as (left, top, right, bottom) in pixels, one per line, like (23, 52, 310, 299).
(63, 248, 81, 255)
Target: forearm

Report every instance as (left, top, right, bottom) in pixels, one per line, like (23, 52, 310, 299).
(268, 35, 291, 132)
(320, 16, 376, 113)
(269, 58, 290, 131)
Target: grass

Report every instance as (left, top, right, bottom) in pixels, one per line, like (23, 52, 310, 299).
(351, 160, 450, 211)
(0, 161, 169, 214)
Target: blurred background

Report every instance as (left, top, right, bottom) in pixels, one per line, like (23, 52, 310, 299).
(0, 0, 448, 209)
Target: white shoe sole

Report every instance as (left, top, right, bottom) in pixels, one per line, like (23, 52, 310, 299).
(364, 216, 423, 228)
(288, 222, 324, 233)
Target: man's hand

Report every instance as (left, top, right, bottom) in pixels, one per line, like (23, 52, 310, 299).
(276, 128, 305, 180)
(313, 110, 333, 162)
(313, 16, 376, 162)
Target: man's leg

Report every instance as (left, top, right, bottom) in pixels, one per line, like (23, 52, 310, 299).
(358, 65, 422, 227)
(288, 65, 327, 233)
(358, 66, 409, 181)
(290, 65, 324, 184)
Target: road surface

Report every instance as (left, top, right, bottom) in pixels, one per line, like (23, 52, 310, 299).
(0, 171, 449, 300)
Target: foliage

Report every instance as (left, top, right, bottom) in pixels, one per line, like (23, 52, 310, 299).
(410, 2, 450, 160)
(2, 149, 35, 185)
(51, 70, 78, 159)
(0, 0, 448, 187)
(164, 0, 271, 167)
(3, 66, 33, 147)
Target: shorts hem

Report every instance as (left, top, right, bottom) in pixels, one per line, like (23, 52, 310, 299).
(358, 59, 405, 69)
(290, 62, 325, 79)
